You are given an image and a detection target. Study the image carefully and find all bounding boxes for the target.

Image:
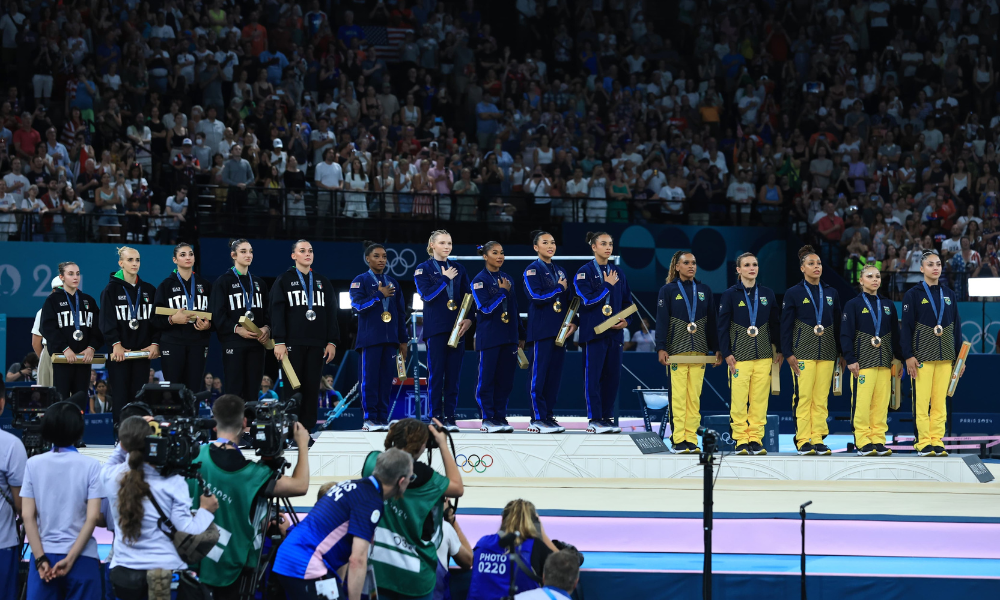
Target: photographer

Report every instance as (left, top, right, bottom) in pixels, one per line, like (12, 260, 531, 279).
(191, 394, 311, 600)
(362, 418, 463, 600)
(100, 416, 219, 600)
(467, 499, 560, 600)
(0, 383, 27, 597)
(273, 449, 414, 600)
(514, 549, 581, 600)
(22, 402, 102, 600)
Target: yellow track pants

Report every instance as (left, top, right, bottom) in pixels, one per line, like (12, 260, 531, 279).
(792, 359, 834, 448)
(912, 360, 951, 450)
(728, 358, 772, 446)
(851, 367, 891, 448)
(669, 354, 706, 445)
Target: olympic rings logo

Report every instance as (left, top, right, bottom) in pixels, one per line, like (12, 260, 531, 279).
(455, 453, 494, 473)
(385, 248, 418, 278)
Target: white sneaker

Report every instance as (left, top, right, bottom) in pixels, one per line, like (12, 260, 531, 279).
(607, 419, 622, 433)
(497, 418, 514, 432)
(480, 420, 505, 433)
(548, 418, 566, 433)
(363, 420, 379, 432)
(527, 420, 560, 434)
(587, 420, 614, 434)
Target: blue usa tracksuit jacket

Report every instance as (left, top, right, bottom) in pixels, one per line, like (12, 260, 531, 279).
(523, 259, 573, 421)
(414, 258, 472, 418)
(472, 268, 526, 422)
(350, 270, 407, 422)
(573, 260, 633, 421)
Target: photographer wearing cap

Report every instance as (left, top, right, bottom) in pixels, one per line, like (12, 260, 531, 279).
(514, 549, 581, 600)
(0, 381, 27, 597)
(22, 402, 102, 600)
(191, 394, 311, 600)
(361, 418, 464, 600)
(100, 416, 219, 599)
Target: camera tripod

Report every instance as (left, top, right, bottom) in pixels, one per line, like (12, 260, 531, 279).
(239, 457, 301, 600)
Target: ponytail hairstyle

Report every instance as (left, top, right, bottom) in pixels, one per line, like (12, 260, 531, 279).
(859, 263, 881, 290)
(384, 418, 430, 458)
(291, 239, 311, 252)
(798, 244, 819, 265)
(500, 499, 540, 545)
(229, 238, 250, 265)
(735, 252, 757, 273)
(173, 242, 194, 258)
(530, 230, 551, 247)
(585, 231, 611, 253)
(666, 250, 693, 284)
(920, 249, 941, 265)
(427, 230, 451, 256)
(477, 241, 501, 257)
(57, 261, 78, 276)
(363, 240, 385, 261)
(116, 246, 138, 260)
(116, 416, 154, 544)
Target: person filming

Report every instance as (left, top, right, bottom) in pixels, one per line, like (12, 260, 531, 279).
(100, 416, 219, 600)
(22, 402, 103, 600)
(191, 394, 311, 600)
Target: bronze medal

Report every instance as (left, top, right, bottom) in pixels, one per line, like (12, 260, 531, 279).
(933, 325, 944, 336)
(553, 300, 562, 313)
(687, 322, 698, 334)
(381, 311, 392, 323)
(602, 305, 613, 317)
(814, 324, 825, 336)
(447, 299, 458, 311)
(747, 326, 759, 338)
(871, 336, 882, 348)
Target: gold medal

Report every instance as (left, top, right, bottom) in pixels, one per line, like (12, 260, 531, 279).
(553, 300, 562, 313)
(447, 299, 458, 311)
(687, 322, 698, 334)
(933, 325, 944, 336)
(747, 326, 759, 337)
(602, 305, 613, 317)
(501, 312, 510, 323)
(814, 324, 825, 336)
(381, 311, 392, 323)
(871, 336, 882, 348)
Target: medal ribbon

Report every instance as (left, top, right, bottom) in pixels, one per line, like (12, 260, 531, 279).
(861, 293, 883, 337)
(803, 281, 824, 327)
(369, 270, 391, 313)
(122, 283, 141, 323)
(232, 267, 254, 313)
(175, 270, 197, 311)
(743, 285, 759, 328)
(592, 259, 611, 312)
(921, 281, 945, 328)
(677, 280, 698, 327)
(432, 260, 455, 302)
(295, 269, 315, 313)
(64, 289, 81, 336)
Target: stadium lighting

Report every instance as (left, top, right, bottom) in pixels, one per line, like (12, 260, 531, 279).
(412, 293, 424, 311)
(968, 278, 1000, 297)
(339, 291, 351, 310)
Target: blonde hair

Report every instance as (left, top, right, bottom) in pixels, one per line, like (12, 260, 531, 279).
(859, 264, 880, 290)
(317, 481, 338, 500)
(117, 246, 139, 260)
(735, 252, 756, 274)
(427, 230, 451, 256)
(500, 499, 540, 545)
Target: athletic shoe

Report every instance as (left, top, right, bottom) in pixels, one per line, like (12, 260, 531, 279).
(442, 417, 460, 433)
(857, 444, 877, 456)
(917, 445, 937, 457)
(875, 444, 892, 456)
(750, 441, 767, 455)
(587, 420, 614, 434)
(814, 444, 833, 455)
(547, 418, 566, 433)
(604, 419, 622, 433)
(363, 420, 379, 432)
(687, 441, 701, 453)
(480, 420, 505, 433)
(670, 443, 687, 454)
(935, 445, 949, 457)
(496, 418, 514, 433)
(527, 420, 560, 434)
(797, 443, 817, 455)
(735, 443, 751, 455)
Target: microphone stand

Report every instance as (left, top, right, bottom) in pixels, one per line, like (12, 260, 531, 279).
(800, 501, 812, 600)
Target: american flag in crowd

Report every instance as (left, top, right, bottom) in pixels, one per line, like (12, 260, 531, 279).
(360, 25, 411, 62)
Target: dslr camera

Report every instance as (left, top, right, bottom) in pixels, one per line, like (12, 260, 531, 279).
(246, 394, 300, 461)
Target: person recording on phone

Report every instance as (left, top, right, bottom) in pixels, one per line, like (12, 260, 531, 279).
(0, 381, 28, 598)
(361, 418, 464, 600)
(190, 394, 311, 600)
(22, 402, 103, 600)
(100, 416, 219, 600)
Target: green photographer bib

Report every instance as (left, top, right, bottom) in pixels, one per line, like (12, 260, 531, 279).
(188, 444, 274, 587)
(362, 451, 450, 597)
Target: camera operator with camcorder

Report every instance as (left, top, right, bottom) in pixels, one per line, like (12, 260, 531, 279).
(272, 448, 415, 600)
(100, 416, 219, 600)
(22, 402, 103, 600)
(189, 394, 311, 600)
(361, 418, 464, 600)
(0, 381, 28, 598)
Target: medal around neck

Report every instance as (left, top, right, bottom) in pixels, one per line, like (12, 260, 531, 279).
(747, 325, 759, 337)
(73, 330, 84, 341)
(871, 335, 882, 348)
(305, 309, 317, 321)
(933, 324, 944, 336)
(381, 311, 392, 323)
(501, 311, 510, 323)
(553, 300, 562, 313)
(602, 305, 613, 316)
(245, 310, 255, 321)
(128, 319, 139, 330)
(813, 324, 825, 336)
(687, 322, 698, 334)
(447, 299, 458, 310)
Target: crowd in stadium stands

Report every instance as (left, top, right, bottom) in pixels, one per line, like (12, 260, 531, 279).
(0, 0, 999, 293)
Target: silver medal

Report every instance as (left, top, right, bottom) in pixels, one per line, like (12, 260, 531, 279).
(245, 310, 255, 321)
(305, 309, 317, 321)
(73, 330, 84, 341)
(128, 319, 139, 330)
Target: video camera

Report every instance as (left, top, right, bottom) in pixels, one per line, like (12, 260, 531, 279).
(246, 394, 300, 461)
(121, 383, 216, 478)
(6, 386, 63, 456)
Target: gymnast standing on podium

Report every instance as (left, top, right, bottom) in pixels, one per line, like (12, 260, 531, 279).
(210, 239, 270, 402)
(40, 261, 103, 402)
(522, 231, 573, 434)
(654, 251, 721, 454)
(351, 242, 408, 432)
(153, 243, 212, 393)
(574, 231, 633, 435)
(471, 241, 525, 433)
